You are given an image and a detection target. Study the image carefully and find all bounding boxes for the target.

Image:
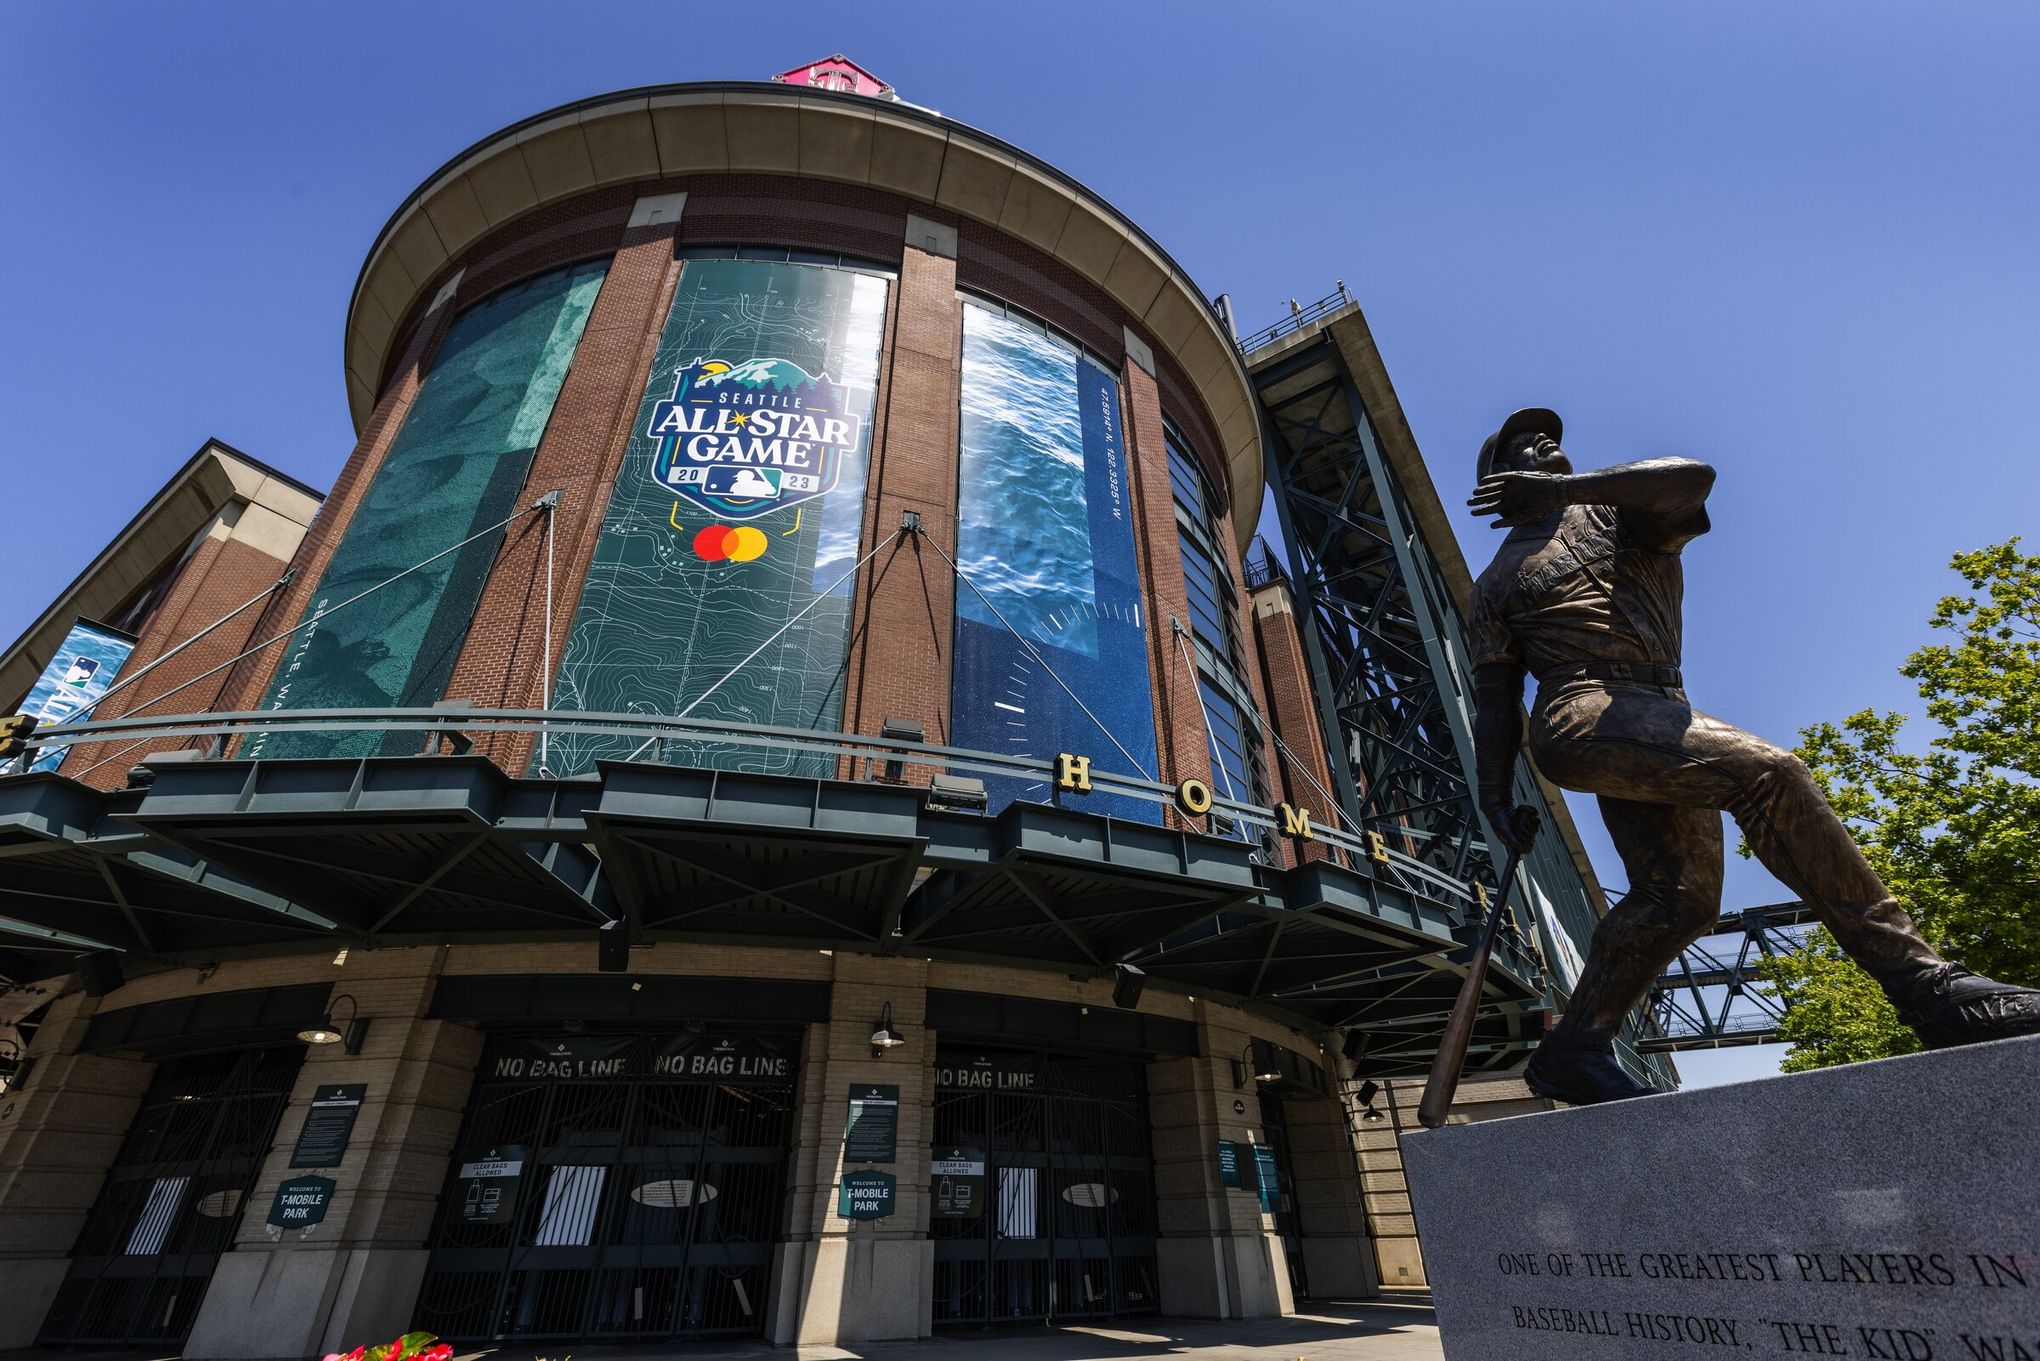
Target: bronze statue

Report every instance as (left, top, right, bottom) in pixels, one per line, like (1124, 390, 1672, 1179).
(1466, 407, 2040, 1104)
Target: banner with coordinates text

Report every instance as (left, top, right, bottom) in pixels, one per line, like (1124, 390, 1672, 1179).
(950, 304, 1160, 821)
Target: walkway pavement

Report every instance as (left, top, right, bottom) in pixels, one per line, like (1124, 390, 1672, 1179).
(13, 1300, 1444, 1361)
(467, 1300, 1443, 1361)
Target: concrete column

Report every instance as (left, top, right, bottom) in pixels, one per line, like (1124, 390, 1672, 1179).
(184, 947, 480, 1359)
(838, 217, 963, 779)
(0, 993, 153, 1349)
(1355, 1073, 1556, 1290)
(1282, 1092, 1378, 1298)
(1145, 1007, 1292, 1319)
(441, 194, 686, 773)
(767, 953, 932, 1344)
(1120, 351, 1207, 815)
(1251, 578, 1343, 864)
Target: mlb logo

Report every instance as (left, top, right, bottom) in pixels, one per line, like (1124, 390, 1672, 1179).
(704, 466, 782, 501)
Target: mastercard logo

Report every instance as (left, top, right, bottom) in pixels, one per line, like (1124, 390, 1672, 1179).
(692, 524, 768, 563)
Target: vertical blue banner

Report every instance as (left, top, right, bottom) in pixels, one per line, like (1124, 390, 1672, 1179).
(951, 305, 1160, 821)
(20, 619, 137, 774)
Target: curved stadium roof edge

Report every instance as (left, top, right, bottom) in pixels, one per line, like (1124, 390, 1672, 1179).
(342, 81, 1263, 546)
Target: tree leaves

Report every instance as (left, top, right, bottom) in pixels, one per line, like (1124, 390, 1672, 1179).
(1762, 539, 2040, 1068)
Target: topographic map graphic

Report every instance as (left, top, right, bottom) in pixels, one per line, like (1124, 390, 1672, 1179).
(544, 259, 888, 778)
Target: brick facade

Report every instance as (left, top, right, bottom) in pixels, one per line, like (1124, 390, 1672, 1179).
(65, 532, 297, 790)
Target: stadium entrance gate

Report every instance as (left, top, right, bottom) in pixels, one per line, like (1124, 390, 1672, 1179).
(414, 1031, 797, 1343)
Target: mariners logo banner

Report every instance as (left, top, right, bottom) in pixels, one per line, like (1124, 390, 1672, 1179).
(648, 357, 864, 519)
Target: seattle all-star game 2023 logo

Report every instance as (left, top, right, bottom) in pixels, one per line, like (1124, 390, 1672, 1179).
(646, 356, 865, 562)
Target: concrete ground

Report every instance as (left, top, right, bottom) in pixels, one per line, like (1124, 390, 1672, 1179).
(5, 1300, 1443, 1361)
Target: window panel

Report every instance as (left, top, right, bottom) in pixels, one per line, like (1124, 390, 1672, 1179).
(243, 260, 609, 759)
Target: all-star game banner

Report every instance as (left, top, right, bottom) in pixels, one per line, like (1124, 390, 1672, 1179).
(18, 618, 136, 773)
(950, 304, 1161, 822)
(545, 260, 888, 777)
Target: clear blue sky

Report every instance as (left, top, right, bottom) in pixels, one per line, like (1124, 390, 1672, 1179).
(5, 3, 2034, 1086)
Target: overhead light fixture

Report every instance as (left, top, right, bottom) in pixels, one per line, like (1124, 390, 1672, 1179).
(870, 1002, 907, 1058)
(1231, 1041, 1282, 1089)
(877, 716, 923, 783)
(298, 993, 369, 1054)
(1341, 1029, 1367, 1063)
(1353, 1078, 1389, 1123)
(927, 773, 988, 812)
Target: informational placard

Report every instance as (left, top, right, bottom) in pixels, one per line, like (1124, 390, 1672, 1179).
(1253, 1144, 1282, 1213)
(1217, 1139, 1242, 1189)
(267, 1174, 335, 1229)
(17, 618, 135, 774)
(931, 1145, 986, 1219)
(455, 1145, 526, 1226)
(838, 1169, 895, 1221)
(289, 1084, 366, 1168)
(844, 1083, 899, 1163)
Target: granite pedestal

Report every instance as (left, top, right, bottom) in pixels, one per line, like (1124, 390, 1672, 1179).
(1403, 1036, 2039, 1361)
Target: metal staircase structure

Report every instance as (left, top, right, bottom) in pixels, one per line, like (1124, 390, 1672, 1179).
(1239, 292, 1670, 1084)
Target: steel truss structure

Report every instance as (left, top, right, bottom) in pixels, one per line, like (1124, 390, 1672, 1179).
(1642, 902, 1815, 1052)
(1244, 303, 1667, 1082)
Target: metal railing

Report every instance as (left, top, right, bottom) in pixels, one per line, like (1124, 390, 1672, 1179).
(1236, 283, 1354, 356)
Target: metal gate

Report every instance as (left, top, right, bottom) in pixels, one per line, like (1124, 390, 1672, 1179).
(38, 1046, 302, 1347)
(414, 1031, 796, 1342)
(1258, 1095, 1310, 1301)
(931, 1049, 1157, 1325)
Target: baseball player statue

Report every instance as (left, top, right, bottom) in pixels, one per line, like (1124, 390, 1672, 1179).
(1466, 407, 2040, 1104)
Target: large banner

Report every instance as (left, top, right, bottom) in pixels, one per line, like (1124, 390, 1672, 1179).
(545, 260, 888, 778)
(18, 619, 136, 773)
(244, 260, 608, 760)
(951, 305, 1160, 821)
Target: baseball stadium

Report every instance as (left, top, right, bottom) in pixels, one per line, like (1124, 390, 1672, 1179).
(0, 58, 1673, 1356)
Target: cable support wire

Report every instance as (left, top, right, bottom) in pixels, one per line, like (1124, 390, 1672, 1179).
(918, 530, 1157, 784)
(64, 498, 552, 780)
(618, 527, 902, 764)
(1170, 626, 1254, 847)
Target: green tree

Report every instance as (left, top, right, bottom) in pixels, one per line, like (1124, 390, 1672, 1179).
(1763, 539, 2040, 1072)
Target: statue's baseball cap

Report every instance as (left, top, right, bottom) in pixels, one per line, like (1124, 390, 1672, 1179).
(1476, 407, 1564, 482)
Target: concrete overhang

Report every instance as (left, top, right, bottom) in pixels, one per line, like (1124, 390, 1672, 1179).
(343, 82, 1263, 545)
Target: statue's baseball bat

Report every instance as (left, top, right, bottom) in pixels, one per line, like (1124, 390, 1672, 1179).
(1417, 845, 1526, 1129)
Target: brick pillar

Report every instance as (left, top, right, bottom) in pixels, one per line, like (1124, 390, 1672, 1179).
(209, 279, 465, 722)
(440, 194, 687, 774)
(1145, 1006, 1291, 1319)
(1283, 1090, 1379, 1296)
(0, 994, 154, 1348)
(768, 953, 932, 1344)
(1120, 350, 1209, 821)
(1251, 578, 1341, 863)
(839, 215, 962, 783)
(183, 948, 481, 1359)
(66, 495, 317, 790)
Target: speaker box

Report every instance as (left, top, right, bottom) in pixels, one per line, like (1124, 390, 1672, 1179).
(79, 950, 124, 998)
(1112, 964, 1145, 1010)
(597, 920, 629, 973)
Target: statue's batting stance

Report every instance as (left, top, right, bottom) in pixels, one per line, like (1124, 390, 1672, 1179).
(1467, 408, 2040, 1105)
